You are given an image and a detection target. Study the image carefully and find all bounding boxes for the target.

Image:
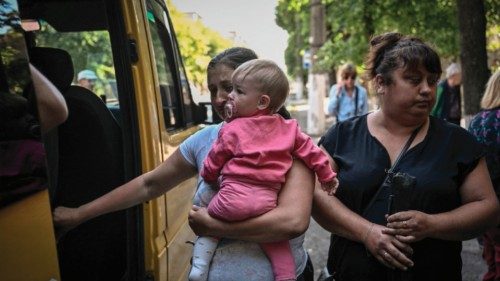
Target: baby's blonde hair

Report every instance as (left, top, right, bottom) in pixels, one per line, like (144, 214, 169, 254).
(232, 59, 289, 113)
(480, 70, 500, 110)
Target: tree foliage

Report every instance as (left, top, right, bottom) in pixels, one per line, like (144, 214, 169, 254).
(34, 1, 233, 94)
(275, 0, 310, 78)
(169, 2, 232, 90)
(1, 0, 31, 93)
(36, 26, 113, 80)
(276, 0, 498, 78)
(35, 25, 113, 97)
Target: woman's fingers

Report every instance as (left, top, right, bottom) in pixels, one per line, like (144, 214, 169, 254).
(375, 251, 395, 270)
(378, 249, 409, 271)
(396, 234, 417, 243)
(364, 224, 414, 270)
(386, 210, 430, 242)
(393, 238, 413, 256)
(387, 219, 410, 229)
(52, 206, 82, 241)
(387, 211, 412, 222)
(53, 206, 79, 228)
(388, 247, 414, 269)
(382, 226, 412, 236)
(376, 242, 414, 271)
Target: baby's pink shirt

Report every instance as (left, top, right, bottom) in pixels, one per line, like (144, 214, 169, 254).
(201, 114, 336, 185)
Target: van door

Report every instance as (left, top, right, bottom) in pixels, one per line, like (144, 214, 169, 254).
(144, 1, 200, 280)
(122, 0, 199, 279)
(3, 0, 201, 279)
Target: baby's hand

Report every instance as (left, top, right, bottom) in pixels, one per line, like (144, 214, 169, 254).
(321, 178, 339, 196)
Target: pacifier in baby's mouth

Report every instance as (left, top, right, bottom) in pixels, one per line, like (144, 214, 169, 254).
(224, 101, 237, 121)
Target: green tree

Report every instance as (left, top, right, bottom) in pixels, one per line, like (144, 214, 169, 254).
(276, 0, 310, 78)
(277, 0, 460, 74)
(1, 0, 30, 93)
(458, 0, 489, 115)
(169, 2, 232, 90)
(34, 1, 233, 95)
(35, 25, 113, 97)
(276, 0, 498, 114)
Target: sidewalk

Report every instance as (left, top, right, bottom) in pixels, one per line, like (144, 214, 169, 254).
(287, 98, 334, 137)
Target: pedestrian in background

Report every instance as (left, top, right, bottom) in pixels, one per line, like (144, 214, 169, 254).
(468, 70, 500, 281)
(431, 62, 462, 125)
(76, 69, 97, 91)
(327, 63, 369, 122)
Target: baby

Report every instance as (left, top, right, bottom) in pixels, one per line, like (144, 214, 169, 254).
(189, 59, 337, 281)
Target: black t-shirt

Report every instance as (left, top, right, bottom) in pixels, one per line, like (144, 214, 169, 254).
(320, 114, 484, 281)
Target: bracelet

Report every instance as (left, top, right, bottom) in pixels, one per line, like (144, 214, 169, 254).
(363, 223, 375, 244)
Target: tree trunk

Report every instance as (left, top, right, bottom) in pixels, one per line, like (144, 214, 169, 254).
(457, 0, 490, 115)
(307, 0, 327, 135)
(362, 0, 375, 41)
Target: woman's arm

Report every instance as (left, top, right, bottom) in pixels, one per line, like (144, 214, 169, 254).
(313, 179, 414, 270)
(189, 159, 314, 242)
(312, 147, 414, 270)
(29, 64, 68, 134)
(53, 149, 197, 231)
(385, 158, 500, 242)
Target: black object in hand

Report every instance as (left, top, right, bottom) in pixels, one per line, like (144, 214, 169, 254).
(387, 172, 416, 215)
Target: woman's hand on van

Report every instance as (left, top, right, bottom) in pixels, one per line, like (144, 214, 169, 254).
(53, 206, 81, 238)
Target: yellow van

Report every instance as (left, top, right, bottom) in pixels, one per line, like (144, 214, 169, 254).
(0, 0, 206, 280)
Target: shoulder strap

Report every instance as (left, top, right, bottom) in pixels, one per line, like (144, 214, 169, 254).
(387, 124, 422, 174)
(335, 85, 342, 116)
(354, 86, 359, 116)
(361, 124, 423, 220)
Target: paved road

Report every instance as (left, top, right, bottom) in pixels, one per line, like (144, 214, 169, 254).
(304, 219, 487, 281)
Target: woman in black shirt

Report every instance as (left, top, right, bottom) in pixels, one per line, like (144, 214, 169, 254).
(313, 32, 500, 281)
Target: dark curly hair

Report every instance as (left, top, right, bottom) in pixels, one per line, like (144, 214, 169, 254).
(364, 32, 442, 84)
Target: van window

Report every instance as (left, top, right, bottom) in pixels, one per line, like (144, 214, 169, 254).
(146, 0, 182, 130)
(174, 39, 194, 125)
(35, 23, 119, 106)
(146, 0, 200, 130)
(168, 14, 194, 125)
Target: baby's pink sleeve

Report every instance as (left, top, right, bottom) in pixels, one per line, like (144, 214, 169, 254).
(200, 127, 235, 183)
(293, 127, 336, 183)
